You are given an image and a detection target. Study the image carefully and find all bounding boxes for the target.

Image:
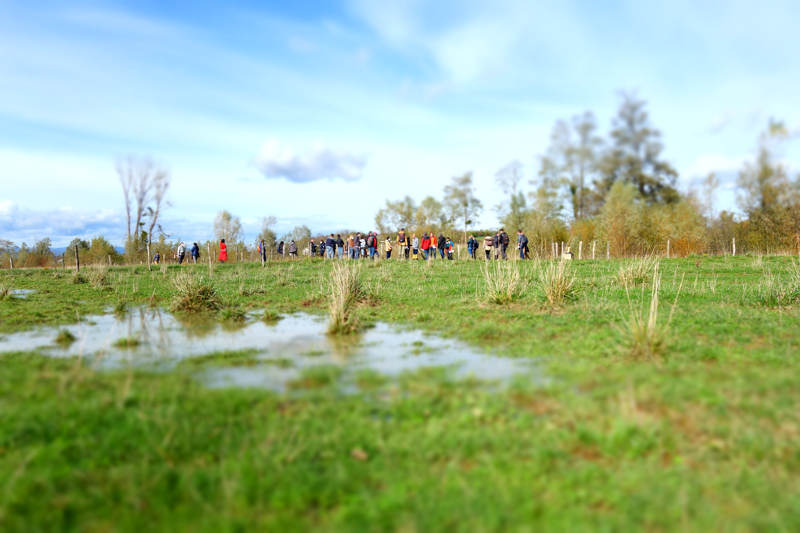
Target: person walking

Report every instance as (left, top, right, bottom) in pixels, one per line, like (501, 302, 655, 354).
(421, 233, 431, 260)
(430, 233, 437, 260)
(325, 234, 335, 259)
(446, 237, 454, 260)
(359, 234, 367, 258)
(288, 240, 298, 258)
(499, 228, 510, 260)
(309, 239, 317, 257)
(176, 242, 186, 264)
(467, 235, 476, 260)
(483, 234, 493, 260)
(437, 233, 446, 259)
(190, 242, 199, 263)
(219, 239, 228, 263)
(517, 230, 528, 260)
(412, 234, 420, 259)
(152, 251, 160, 265)
(385, 237, 393, 259)
(336, 234, 345, 259)
(277, 241, 285, 258)
(367, 232, 377, 259)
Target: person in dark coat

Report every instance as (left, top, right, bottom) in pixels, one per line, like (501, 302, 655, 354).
(190, 243, 199, 263)
(335, 234, 345, 259)
(288, 240, 298, 258)
(517, 230, 528, 260)
(437, 233, 446, 259)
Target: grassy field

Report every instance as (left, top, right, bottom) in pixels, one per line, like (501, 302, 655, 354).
(1, 255, 800, 531)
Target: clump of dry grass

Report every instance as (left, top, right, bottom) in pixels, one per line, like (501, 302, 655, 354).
(85, 265, 109, 288)
(169, 271, 221, 313)
(0, 284, 12, 300)
(327, 262, 365, 334)
(481, 260, 528, 304)
(622, 265, 681, 360)
(538, 260, 576, 305)
(616, 255, 659, 287)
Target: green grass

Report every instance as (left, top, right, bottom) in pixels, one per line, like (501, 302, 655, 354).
(2, 257, 800, 530)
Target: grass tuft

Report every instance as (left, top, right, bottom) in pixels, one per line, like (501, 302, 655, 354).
(85, 265, 109, 288)
(616, 255, 659, 287)
(481, 260, 528, 304)
(54, 329, 76, 345)
(327, 262, 365, 334)
(622, 265, 681, 360)
(113, 336, 141, 348)
(170, 272, 221, 313)
(538, 260, 576, 306)
(0, 284, 12, 300)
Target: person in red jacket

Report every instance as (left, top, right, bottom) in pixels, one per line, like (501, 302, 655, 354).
(219, 239, 228, 263)
(420, 233, 431, 260)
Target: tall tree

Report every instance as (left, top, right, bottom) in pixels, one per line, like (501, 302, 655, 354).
(213, 210, 244, 243)
(116, 156, 170, 243)
(443, 172, 483, 244)
(736, 119, 792, 214)
(415, 196, 444, 233)
(596, 94, 679, 204)
(256, 216, 278, 249)
(494, 160, 527, 231)
(539, 112, 603, 220)
(144, 167, 170, 251)
(374, 196, 418, 234)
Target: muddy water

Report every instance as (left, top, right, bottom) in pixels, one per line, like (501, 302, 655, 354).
(0, 309, 543, 392)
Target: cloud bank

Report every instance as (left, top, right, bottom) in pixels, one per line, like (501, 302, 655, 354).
(0, 201, 126, 246)
(254, 139, 367, 183)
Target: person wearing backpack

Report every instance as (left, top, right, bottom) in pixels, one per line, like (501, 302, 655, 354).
(367, 232, 377, 259)
(325, 234, 335, 259)
(288, 240, 298, 258)
(467, 235, 476, 259)
(483, 234, 493, 260)
(498, 229, 510, 260)
(517, 230, 529, 260)
(336, 234, 345, 259)
(277, 241, 284, 258)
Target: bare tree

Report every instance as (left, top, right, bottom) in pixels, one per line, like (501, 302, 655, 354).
(213, 210, 244, 243)
(443, 172, 483, 245)
(116, 156, 170, 246)
(144, 167, 171, 250)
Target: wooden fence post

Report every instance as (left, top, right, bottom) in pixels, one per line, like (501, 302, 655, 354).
(207, 243, 211, 270)
(732, 238, 736, 257)
(75, 244, 80, 272)
(9, 255, 13, 270)
(108, 254, 112, 266)
(666, 239, 670, 259)
(592, 240, 596, 260)
(146, 243, 151, 271)
(578, 241, 583, 260)
(606, 241, 610, 260)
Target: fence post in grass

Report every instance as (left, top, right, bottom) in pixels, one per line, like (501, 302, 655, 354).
(666, 239, 670, 259)
(606, 241, 610, 260)
(592, 240, 596, 260)
(146, 243, 151, 271)
(9, 255, 13, 270)
(579, 241, 583, 260)
(207, 243, 211, 270)
(732, 238, 736, 257)
(108, 254, 111, 266)
(75, 244, 80, 273)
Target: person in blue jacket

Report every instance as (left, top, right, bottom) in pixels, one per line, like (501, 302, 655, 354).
(190, 243, 199, 263)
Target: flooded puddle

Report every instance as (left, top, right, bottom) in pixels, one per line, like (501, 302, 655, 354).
(10, 289, 36, 299)
(0, 309, 543, 392)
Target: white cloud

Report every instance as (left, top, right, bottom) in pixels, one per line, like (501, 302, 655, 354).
(0, 201, 126, 246)
(253, 139, 367, 183)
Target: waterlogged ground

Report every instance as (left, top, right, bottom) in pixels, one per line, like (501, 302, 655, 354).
(2, 256, 800, 531)
(0, 309, 542, 392)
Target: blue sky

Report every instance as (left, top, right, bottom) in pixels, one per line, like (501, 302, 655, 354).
(1, 0, 799, 246)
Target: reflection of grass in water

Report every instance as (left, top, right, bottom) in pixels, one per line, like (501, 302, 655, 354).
(55, 329, 76, 346)
(218, 305, 247, 323)
(287, 365, 343, 389)
(180, 348, 262, 367)
(355, 369, 387, 390)
(262, 309, 282, 323)
(263, 357, 293, 368)
(113, 336, 141, 348)
(300, 350, 325, 357)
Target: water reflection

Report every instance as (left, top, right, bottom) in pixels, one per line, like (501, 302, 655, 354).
(0, 309, 543, 392)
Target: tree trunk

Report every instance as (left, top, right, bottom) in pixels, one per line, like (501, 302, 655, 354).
(75, 245, 80, 272)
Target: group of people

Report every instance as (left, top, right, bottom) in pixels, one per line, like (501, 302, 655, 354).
(152, 229, 531, 265)
(264, 228, 532, 262)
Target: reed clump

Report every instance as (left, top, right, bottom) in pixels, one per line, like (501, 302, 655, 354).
(538, 260, 576, 306)
(481, 261, 528, 305)
(85, 265, 109, 288)
(0, 284, 12, 300)
(170, 272, 221, 313)
(327, 262, 365, 334)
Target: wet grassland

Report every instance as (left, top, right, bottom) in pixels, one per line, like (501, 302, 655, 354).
(1, 255, 800, 531)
